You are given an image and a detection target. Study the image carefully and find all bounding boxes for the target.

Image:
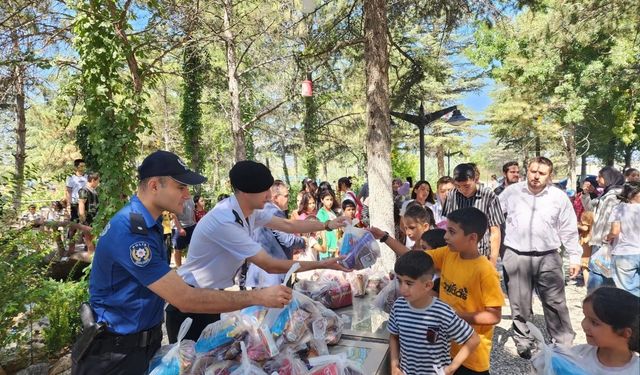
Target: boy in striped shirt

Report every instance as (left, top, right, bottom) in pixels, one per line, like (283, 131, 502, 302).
(388, 251, 480, 375)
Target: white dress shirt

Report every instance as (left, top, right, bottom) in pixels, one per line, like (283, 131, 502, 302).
(178, 195, 274, 289)
(499, 181, 581, 264)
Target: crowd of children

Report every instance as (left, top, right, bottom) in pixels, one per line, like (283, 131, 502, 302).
(281, 164, 639, 375)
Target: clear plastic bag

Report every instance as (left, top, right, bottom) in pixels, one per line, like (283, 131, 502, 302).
(372, 275, 400, 314)
(261, 348, 308, 375)
(149, 318, 193, 375)
(195, 317, 245, 354)
(338, 226, 380, 270)
(229, 341, 268, 375)
(308, 353, 365, 375)
(294, 271, 352, 309)
(528, 322, 592, 375)
(588, 244, 612, 278)
(347, 270, 369, 297)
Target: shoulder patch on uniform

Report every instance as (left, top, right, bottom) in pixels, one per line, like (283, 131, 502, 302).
(130, 241, 152, 267)
(129, 212, 148, 235)
(100, 222, 111, 237)
(232, 210, 244, 227)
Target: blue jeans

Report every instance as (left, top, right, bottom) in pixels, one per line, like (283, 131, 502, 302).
(612, 254, 640, 297)
(587, 271, 615, 292)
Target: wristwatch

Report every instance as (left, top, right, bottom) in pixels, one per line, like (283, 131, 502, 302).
(324, 221, 333, 232)
(380, 232, 390, 243)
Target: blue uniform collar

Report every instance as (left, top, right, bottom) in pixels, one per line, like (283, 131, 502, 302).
(130, 195, 163, 229)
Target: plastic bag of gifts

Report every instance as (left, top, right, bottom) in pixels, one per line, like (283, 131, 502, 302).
(264, 265, 344, 348)
(372, 274, 400, 314)
(338, 225, 380, 270)
(261, 348, 308, 375)
(149, 318, 196, 375)
(230, 341, 268, 375)
(307, 352, 365, 375)
(529, 322, 592, 375)
(294, 270, 352, 309)
(192, 306, 279, 365)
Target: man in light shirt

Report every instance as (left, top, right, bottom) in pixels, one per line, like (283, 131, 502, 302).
(499, 156, 581, 359)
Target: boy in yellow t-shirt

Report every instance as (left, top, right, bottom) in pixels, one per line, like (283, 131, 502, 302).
(370, 206, 504, 374)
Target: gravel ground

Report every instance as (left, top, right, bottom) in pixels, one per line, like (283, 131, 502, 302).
(489, 260, 588, 375)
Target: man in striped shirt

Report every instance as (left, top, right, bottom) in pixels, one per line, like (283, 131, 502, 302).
(442, 163, 505, 265)
(389, 250, 480, 375)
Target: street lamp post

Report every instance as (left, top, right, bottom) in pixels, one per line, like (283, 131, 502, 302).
(391, 103, 469, 181)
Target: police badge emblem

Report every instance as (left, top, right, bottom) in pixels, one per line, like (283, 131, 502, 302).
(130, 241, 152, 267)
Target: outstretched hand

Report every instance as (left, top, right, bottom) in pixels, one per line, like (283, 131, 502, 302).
(321, 256, 352, 272)
(329, 215, 351, 230)
(367, 226, 386, 240)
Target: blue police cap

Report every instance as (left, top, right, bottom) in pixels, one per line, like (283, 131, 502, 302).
(138, 150, 206, 185)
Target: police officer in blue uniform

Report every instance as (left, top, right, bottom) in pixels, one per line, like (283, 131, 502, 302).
(71, 151, 292, 375)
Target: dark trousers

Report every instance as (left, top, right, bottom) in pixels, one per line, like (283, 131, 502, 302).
(502, 248, 575, 348)
(165, 303, 220, 343)
(455, 365, 490, 375)
(71, 329, 161, 375)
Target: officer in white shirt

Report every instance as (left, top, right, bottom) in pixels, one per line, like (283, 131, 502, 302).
(165, 160, 350, 343)
(499, 156, 581, 359)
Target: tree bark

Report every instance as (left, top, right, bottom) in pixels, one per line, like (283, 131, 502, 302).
(623, 144, 632, 169)
(303, 94, 318, 179)
(580, 153, 587, 182)
(565, 123, 577, 190)
(364, 0, 394, 272)
(222, 0, 246, 162)
(12, 30, 26, 212)
(605, 138, 616, 166)
(436, 144, 445, 177)
(161, 82, 171, 151)
(280, 140, 290, 186)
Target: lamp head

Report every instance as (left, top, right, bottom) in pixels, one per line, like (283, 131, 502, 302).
(447, 109, 470, 125)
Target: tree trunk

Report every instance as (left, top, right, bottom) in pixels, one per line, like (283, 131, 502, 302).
(535, 135, 541, 157)
(280, 140, 290, 186)
(323, 160, 328, 180)
(293, 153, 299, 179)
(12, 31, 26, 212)
(565, 123, 577, 190)
(303, 94, 318, 179)
(436, 144, 445, 177)
(623, 144, 632, 169)
(223, 0, 246, 162)
(161, 83, 171, 151)
(364, 0, 394, 272)
(580, 153, 587, 182)
(605, 138, 616, 166)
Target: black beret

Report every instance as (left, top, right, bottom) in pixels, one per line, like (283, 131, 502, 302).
(229, 160, 274, 193)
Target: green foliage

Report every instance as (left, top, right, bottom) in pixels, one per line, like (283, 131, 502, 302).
(391, 147, 418, 180)
(468, 0, 640, 167)
(0, 227, 48, 349)
(38, 277, 89, 355)
(72, 0, 151, 231)
(180, 43, 207, 172)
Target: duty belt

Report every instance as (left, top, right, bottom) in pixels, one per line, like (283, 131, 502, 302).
(96, 324, 162, 350)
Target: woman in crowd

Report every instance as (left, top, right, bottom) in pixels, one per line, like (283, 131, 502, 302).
(586, 166, 625, 291)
